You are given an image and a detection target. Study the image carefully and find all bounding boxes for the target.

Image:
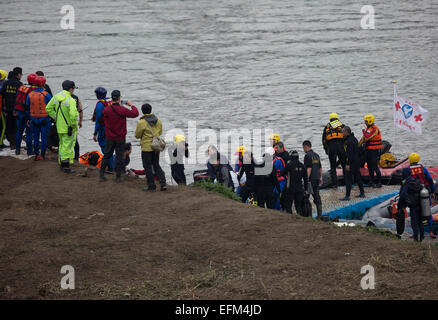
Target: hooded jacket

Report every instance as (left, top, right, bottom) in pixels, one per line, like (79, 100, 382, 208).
(135, 113, 163, 152)
(45, 90, 78, 134)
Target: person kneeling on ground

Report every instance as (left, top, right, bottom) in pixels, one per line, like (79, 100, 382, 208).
(135, 103, 167, 192)
(168, 134, 188, 185)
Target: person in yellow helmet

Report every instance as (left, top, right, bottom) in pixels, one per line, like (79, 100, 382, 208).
(359, 114, 382, 188)
(270, 134, 280, 147)
(0, 69, 7, 148)
(322, 112, 347, 187)
(168, 134, 189, 185)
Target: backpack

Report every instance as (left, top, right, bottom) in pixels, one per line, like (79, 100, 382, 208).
(91, 100, 110, 125)
(404, 178, 422, 207)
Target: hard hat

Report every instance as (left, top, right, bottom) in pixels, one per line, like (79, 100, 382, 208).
(94, 87, 107, 100)
(0, 69, 7, 81)
(329, 113, 339, 121)
(270, 134, 280, 144)
(174, 134, 186, 144)
(409, 152, 420, 164)
(35, 76, 46, 87)
(27, 73, 38, 85)
(234, 145, 247, 155)
(364, 114, 375, 125)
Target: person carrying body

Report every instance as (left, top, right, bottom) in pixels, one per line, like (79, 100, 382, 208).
(26, 75, 52, 160)
(272, 141, 287, 210)
(322, 112, 347, 188)
(341, 126, 365, 201)
(280, 150, 308, 215)
(254, 153, 281, 209)
(237, 150, 258, 203)
(45, 80, 79, 173)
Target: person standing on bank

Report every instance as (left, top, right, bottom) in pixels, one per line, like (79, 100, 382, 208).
(135, 103, 167, 191)
(322, 112, 347, 188)
(302, 140, 323, 218)
(99, 90, 139, 182)
(359, 114, 382, 188)
(45, 80, 79, 173)
(341, 126, 365, 201)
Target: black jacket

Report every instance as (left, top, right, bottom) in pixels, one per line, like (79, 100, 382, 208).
(254, 159, 281, 193)
(280, 159, 308, 193)
(1, 77, 22, 112)
(344, 133, 361, 168)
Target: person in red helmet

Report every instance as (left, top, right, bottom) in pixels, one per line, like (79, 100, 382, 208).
(14, 72, 38, 155)
(26, 76, 52, 160)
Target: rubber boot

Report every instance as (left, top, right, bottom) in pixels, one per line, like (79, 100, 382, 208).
(316, 204, 323, 219)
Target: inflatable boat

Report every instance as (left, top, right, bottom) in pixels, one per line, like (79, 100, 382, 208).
(321, 140, 438, 188)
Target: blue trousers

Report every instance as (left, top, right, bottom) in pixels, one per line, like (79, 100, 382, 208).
(30, 117, 51, 157)
(97, 127, 106, 153)
(273, 180, 286, 210)
(15, 110, 32, 154)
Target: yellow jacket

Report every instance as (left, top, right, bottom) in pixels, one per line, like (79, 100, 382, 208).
(135, 114, 163, 152)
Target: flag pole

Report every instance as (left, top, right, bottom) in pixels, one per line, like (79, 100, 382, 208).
(392, 80, 397, 156)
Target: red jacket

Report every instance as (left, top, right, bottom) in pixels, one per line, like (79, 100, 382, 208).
(103, 103, 139, 141)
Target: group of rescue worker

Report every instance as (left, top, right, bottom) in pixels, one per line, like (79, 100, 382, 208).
(1, 67, 436, 238)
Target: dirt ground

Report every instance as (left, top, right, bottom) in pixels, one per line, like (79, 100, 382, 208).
(1, 156, 438, 300)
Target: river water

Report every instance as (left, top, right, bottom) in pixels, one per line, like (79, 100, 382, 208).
(1, 0, 437, 183)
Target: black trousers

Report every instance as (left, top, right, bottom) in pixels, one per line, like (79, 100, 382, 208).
(142, 151, 166, 189)
(310, 180, 322, 206)
(74, 137, 80, 160)
(345, 166, 364, 196)
(284, 190, 304, 215)
(328, 140, 346, 186)
(171, 163, 186, 185)
(5, 112, 16, 148)
(100, 139, 125, 178)
(396, 209, 405, 236)
(256, 184, 275, 209)
(366, 149, 381, 183)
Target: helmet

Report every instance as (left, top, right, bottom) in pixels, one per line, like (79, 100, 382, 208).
(94, 87, 107, 100)
(174, 134, 186, 144)
(329, 113, 339, 121)
(364, 114, 375, 126)
(270, 134, 280, 144)
(409, 152, 420, 164)
(0, 69, 7, 81)
(35, 76, 46, 87)
(289, 150, 299, 160)
(236, 146, 247, 154)
(27, 73, 38, 85)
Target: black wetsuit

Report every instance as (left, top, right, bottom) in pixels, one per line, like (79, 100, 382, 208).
(280, 158, 308, 215)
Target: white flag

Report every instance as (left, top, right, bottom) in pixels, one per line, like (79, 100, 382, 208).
(393, 87, 429, 134)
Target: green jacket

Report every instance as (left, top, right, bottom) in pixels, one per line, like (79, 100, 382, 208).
(135, 114, 163, 152)
(46, 90, 78, 134)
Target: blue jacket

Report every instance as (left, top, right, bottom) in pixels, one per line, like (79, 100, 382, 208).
(94, 101, 106, 135)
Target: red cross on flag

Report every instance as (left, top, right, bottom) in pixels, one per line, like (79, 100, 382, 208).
(393, 83, 429, 134)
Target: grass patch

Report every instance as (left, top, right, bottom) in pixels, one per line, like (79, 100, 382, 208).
(352, 225, 399, 240)
(194, 181, 242, 202)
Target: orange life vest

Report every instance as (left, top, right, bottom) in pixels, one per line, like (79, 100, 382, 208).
(28, 90, 49, 118)
(365, 124, 382, 150)
(325, 120, 344, 141)
(79, 151, 103, 167)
